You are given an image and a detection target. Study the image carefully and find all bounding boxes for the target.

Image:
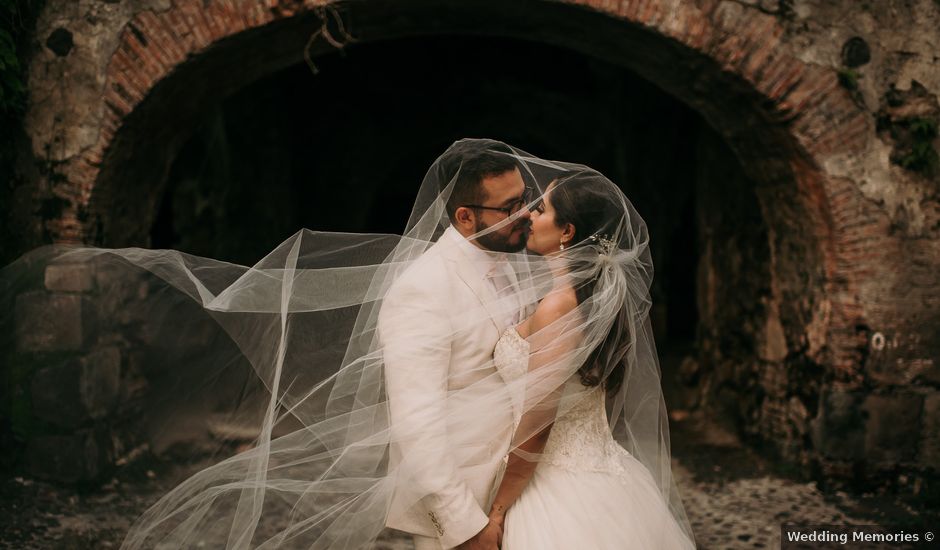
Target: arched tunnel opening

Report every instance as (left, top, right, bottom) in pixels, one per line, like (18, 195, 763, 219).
(13, 4, 797, 486)
(12, 1, 940, 545)
(149, 34, 760, 363)
(128, 34, 775, 456)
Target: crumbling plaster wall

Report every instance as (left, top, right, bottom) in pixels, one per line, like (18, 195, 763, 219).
(8, 0, 940, 490)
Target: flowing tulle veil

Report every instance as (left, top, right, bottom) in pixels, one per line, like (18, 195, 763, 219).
(1, 138, 694, 548)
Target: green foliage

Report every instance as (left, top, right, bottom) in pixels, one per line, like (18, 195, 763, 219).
(0, 28, 25, 113)
(0, 0, 45, 151)
(0, 0, 33, 116)
(910, 117, 938, 138)
(897, 117, 940, 176)
(837, 68, 859, 91)
(0, 1, 46, 439)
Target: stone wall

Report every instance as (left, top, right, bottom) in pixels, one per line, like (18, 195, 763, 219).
(3, 0, 939, 493)
(4, 258, 150, 483)
(666, 1, 940, 497)
(2, 253, 267, 483)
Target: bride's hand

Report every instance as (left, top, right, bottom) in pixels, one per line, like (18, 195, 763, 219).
(488, 505, 506, 548)
(488, 503, 506, 530)
(457, 519, 502, 550)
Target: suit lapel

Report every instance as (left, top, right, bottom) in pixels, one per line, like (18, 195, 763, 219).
(440, 235, 506, 333)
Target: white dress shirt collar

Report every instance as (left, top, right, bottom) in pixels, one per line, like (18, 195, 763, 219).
(442, 225, 504, 280)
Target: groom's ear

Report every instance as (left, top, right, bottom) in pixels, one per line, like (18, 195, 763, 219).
(454, 206, 476, 231)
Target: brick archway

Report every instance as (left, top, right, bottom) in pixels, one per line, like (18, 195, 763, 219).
(65, 0, 867, 244)
(27, 0, 887, 478)
(68, 0, 867, 360)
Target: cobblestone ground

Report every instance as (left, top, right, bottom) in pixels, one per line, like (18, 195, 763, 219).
(2, 412, 936, 549)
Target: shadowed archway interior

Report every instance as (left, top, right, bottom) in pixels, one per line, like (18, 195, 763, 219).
(149, 35, 755, 350)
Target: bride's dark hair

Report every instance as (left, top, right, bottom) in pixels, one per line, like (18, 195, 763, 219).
(549, 172, 633, 395)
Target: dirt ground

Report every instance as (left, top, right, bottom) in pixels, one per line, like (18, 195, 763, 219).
(1, 410, 937, 549)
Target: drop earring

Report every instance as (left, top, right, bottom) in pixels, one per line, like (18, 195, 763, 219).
(559, 239, 566, 251)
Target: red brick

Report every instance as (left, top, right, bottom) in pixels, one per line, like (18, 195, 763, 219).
(684, 13, 711, 49)
(660, 7, 689, 41)
(220, 0, 248, 34)
(638, 0, 658, 27)
(178, 2, 211, 50)
(764, 61, 807, 101)
(616, 0, 640, 19)
(152, 12, 188, 61)
(242, 1, 259, 27)
(137, 11, 184, 65)
(165, 9, 195, 52)
(200, 5, 225, 41)
(123, 32, 170, 76)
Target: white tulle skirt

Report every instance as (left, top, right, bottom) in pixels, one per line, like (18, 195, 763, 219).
(502, 456, 696, 550)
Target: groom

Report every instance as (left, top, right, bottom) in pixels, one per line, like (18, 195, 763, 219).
(379, 139, 532, 550)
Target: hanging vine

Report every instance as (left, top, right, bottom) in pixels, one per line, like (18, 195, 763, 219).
(303, 5, 356, 76)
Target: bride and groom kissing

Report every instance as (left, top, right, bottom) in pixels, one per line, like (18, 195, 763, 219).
(378, 139, 695, 550)
(44, 137, 696, 549)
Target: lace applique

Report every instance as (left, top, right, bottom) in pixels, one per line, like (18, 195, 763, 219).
(493, 328, 529, 429)
(493, 328, 529, 385)
(539, 385, 632, 476)
(493, 328, 632, 477)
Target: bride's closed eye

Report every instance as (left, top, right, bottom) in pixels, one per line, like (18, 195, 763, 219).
(531, 198, 545, 214)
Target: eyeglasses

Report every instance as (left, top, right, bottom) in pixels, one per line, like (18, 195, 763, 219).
(530, 197, 545, 214)
(463, 187, 537, 216)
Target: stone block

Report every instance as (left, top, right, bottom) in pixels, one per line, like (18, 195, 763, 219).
(758, 306, 788, 362)
(44, 263, 94, 292)
(810, 389, 865, 461)
(920, 392, 940, 469)
(867, 351, 937, 386)
(24, 426, 112, 483)
(31, 357, 86, 429)
(788, 395, 811, 437)
(863, 393, 923, 464)
(30, 346, 122, 428)
(14, 291, 93, 352)
(80, 346, 122, 419)
(759, 363, 788, 400)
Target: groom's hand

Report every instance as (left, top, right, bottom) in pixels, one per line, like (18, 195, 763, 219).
(457, 519, 502, 550)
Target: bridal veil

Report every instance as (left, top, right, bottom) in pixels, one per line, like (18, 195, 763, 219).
(0, 138, 694, 548)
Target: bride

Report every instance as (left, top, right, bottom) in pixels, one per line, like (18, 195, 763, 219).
(486, 171, 695, 549)
(1, 139, 694, 549)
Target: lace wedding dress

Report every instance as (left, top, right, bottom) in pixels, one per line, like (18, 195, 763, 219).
(493, 328, 696, 549)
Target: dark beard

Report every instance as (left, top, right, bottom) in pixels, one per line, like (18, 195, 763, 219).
(474, 219, 528, 253)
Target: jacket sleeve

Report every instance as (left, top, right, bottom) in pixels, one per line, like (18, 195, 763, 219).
(378, 275, 489, 548)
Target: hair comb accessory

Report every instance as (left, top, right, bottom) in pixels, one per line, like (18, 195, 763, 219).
(588, 233, 616, 254)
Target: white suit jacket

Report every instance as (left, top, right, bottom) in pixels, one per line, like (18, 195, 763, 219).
(378, 226, 520, 549)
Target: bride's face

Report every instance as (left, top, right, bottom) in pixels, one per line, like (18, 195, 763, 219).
(526, 183, 571, 256)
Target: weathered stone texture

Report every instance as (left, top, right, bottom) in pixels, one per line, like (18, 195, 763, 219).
(29, 348, 122, 429)
(5, 0, 939, 490)
(922, 392, 940, 469)
(80, 346, 123, 420)
(14, 291, 92, 352)
(44, 263, 95, 292)
(23, 426, 113, 484)
(810, 389, 866, 462)
(862, 392, 924, 465)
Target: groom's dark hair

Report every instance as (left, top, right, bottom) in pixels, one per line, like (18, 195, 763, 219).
(440, 139, 519, 223)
